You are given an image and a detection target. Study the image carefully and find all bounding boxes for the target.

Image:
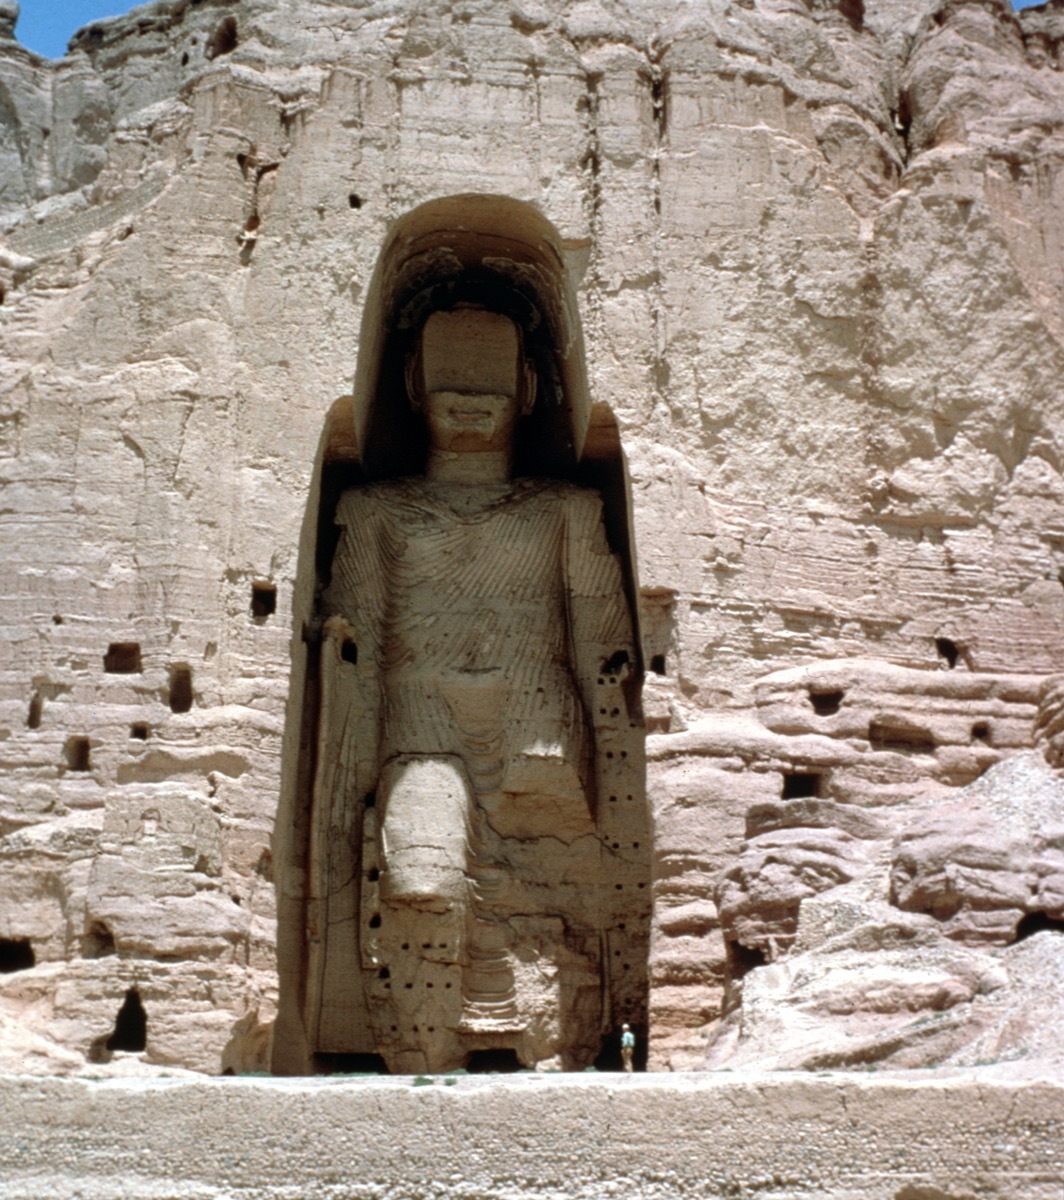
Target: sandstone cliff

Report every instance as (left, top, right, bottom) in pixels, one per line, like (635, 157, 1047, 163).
(0, 0, 1061, 1075)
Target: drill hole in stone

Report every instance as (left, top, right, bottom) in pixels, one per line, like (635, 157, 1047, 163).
(205, 15, 237, 60)
(168, 664, 193, 714)
(971, 722, 991, 744)
(104, 642, 142, 674)
(64, 736, 91, 772)
(809, 688, 844, 717)
(935, 637, 961, 669)
(368, 913, 381, 928)
(0, 937, 35, 973)
(250, 582, 276, 620)
(341, 639, 358, 665)
(650, 654, 666, 675)
(26, 692, 42, 729)
(349, 193, 363, 209)
(130, 723, 149, 741)
(782, 771, 820, 799)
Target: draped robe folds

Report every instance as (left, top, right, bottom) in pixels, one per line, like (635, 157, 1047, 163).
(306, 476, 638, 1067)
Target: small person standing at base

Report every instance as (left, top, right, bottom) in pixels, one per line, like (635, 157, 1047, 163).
(621, 1024, 635, 1073)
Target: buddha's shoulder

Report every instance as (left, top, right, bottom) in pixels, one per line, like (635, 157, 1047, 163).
(333, 478, 424, 522)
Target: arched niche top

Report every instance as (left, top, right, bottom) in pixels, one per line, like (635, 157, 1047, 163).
(349, 194, 594, 479)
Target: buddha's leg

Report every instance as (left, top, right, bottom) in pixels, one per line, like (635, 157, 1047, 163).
(378, 754, 471, 912)
(375, 755, 470, 1073)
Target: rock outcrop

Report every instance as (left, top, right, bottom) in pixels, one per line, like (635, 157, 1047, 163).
(0, 0, 1061, 1076)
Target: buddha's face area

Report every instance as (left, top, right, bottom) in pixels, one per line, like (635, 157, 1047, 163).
(423, 389, 521, 454)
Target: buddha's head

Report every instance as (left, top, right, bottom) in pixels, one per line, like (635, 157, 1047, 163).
(408, 308, 535, 455)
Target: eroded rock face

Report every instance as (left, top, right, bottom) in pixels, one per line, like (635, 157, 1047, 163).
(0, 0, 1062, 1076)
(702, 729, 1064, 1072)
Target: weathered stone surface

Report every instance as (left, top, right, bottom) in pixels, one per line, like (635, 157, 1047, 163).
(705, 751, 1064, 1072)
(0, 0, 1061, 1085)
(3, 1072, 1064, 1199)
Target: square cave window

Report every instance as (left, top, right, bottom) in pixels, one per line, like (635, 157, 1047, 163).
(64, 736, 91, 772)
(104, 642, 142, 673)
(250, 582, 276, 619)
(782, 771, 821, 799)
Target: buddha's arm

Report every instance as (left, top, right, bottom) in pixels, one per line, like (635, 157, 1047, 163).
(563, 488, 638, 755)
(306, 489, 389, 1036)
(317, 488, 387, 798)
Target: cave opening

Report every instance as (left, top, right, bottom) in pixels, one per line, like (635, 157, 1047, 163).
(64, 736, 91, 772)
(205, 16, 237, 60)
(104, 642, 142, 673)
(251, 582, 277, 619)
(809, 688, 844, 716)
(107, 988, 147, 1053)
(272, 195, 650, 1077)
(935, 637, 961, 669)
(313, 1052, 389, 1075)
(1014, 911, 1064, 943)
(168, 664, 194, 713)
(782, 771, 821, 799)
(727, 938, 767, 982)
(593, 1023, 648, 1072)
(0, 937, 35, 973)
(466, 1048, 522, 1074)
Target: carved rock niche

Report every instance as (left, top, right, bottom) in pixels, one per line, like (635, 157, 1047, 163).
(273, 196, 650, 1075)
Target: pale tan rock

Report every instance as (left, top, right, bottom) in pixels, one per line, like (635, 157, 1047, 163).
(1, 1073, 1063, 1200)
(891, 752, 1064, 945)
(706, 752, 1064, 1073)
(0, 0, 1060, 1084)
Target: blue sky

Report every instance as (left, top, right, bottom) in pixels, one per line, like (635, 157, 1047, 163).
(18, 1, 133, 60)
(11, 0, 1052, 60)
